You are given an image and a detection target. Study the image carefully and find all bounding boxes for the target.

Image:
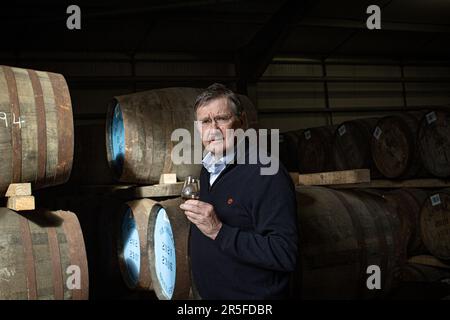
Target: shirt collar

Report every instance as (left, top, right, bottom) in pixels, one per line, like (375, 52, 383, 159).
(202, 149, 236, 175)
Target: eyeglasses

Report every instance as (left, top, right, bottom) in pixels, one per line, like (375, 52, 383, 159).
(198, 114, 235, 127)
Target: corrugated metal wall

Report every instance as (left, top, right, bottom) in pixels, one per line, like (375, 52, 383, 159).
(257, 60, 450, 132)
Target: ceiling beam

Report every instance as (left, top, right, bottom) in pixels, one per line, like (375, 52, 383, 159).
(235, 0, 313, 93)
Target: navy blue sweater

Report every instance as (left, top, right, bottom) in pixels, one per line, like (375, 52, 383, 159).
(190, 143, 298, 300)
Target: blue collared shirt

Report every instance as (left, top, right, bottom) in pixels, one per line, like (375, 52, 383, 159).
(202, 150, 236, 186)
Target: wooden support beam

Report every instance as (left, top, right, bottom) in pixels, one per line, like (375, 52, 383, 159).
(235, 0, 311, 93)
(7, 196, 35, 211)
(298, 169, 371, 186)
(61, 183, 183, 200)
(159, 173, 178, 185)
(5, 183, 32, 197)
(116, 182, 184, 199)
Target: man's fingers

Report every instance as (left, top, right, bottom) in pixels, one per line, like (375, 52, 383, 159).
(184, 199, 212, 210)
(180, 202, 204, 214)
(184, 199, 202, 207)
(184, 211, 201, 222)
(185, 215, 197, 225)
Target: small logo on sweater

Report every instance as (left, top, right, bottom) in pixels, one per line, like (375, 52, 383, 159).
(227, 197, 234, 205)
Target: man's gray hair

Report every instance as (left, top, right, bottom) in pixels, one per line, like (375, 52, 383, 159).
(194, 83, 243, 117)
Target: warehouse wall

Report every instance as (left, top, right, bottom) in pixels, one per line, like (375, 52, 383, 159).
(2, 53, 450, 132)
(257, 59, 450, 132)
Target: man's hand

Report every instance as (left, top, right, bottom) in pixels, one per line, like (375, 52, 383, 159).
(180, 200, 222, 240)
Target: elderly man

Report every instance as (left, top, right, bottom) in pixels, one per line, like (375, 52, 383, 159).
(179, 83, 298, 299)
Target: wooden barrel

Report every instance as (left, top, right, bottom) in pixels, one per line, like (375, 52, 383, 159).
(69, 121, 115, 185)
(297, 125, 337, 173)
(293, 187, 405, 299)
(334, 118, 380, 176)
(371, 113, 424, 179)
(35, 191, 156, 299)
(0, 208, 88, 300)
(279, 130, 302, 172)
(117, 197, 190, 300)
(417, 111, 450, 178)
(383, 189, 429, 256)
(420, 189, 450, 260)
(106, 88, 258, 184)
(0, 65, 74, 196)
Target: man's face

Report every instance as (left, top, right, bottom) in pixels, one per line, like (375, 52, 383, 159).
(196, 97, 243, 156)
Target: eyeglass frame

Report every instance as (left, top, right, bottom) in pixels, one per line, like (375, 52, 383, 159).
(197, 112, 241, 128)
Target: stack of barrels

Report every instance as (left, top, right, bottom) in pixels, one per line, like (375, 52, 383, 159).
(292, 187, 405, 299)
(117, 198, 191, 300)
(280, 110, 450, 298)
(0, 65, 88, 300)
(385, 188, 450, 298)
(293, 186, 450, 299)
(38, 182, 194, 300)
(4, 63, 447, 300)
(104, 91, 448, 299)
(279, 110, 450, 179)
